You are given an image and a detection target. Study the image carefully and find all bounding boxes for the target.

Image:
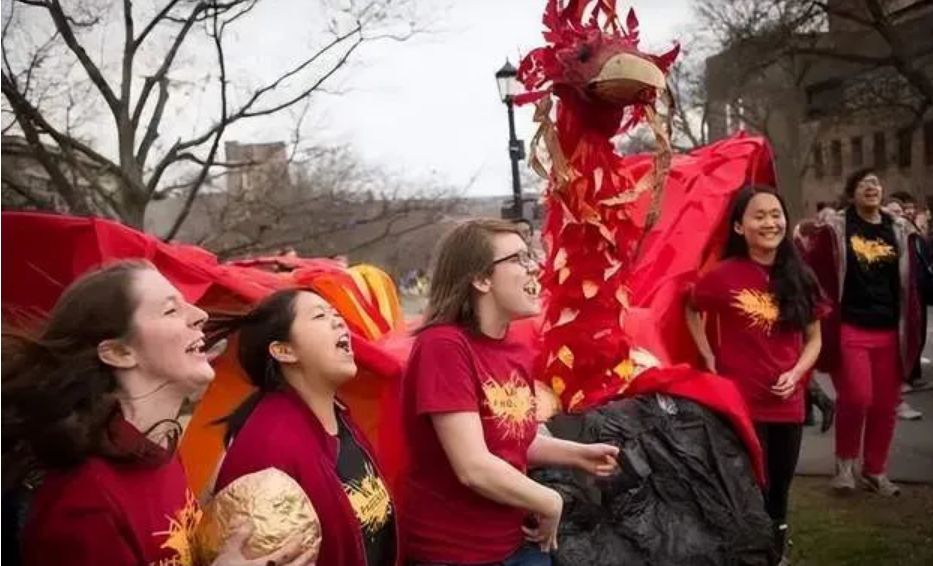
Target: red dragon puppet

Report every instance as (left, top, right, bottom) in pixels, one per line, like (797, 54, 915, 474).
(510, 0, 787, 489)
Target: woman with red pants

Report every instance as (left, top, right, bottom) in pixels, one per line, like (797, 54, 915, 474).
(800, 168, 924, 496)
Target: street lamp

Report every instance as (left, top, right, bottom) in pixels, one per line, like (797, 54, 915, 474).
(495, 60, 525, 220)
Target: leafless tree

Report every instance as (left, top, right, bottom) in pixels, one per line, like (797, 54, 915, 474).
(163, 144, 469, 264)
(1, 0, 425, 237)
(694, 0, 933, 216)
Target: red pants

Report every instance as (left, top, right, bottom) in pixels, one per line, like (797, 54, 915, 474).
(832, 323, 902, 475)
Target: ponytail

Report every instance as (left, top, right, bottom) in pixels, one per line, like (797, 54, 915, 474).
(208, 290, 301, 446)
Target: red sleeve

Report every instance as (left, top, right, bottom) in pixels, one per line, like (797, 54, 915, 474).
(814, 291, 834, 321)
(24, 486, 137, 566)
(215, 419, 301, 494)
(692, 264, 727, 312)
(408, 329, 479, 415)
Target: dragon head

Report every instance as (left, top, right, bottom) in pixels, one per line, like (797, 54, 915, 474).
(514, 1, 681, 413)
(517, 0, 679, 133)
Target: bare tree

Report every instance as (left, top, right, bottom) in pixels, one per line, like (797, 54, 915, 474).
(1, 0, 423, 236)
(695, 0, 933, 216)
(161, 144, 468, 265)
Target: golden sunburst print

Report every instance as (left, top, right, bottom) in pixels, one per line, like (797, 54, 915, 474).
(850, 235, 895, 267)
(482, 372, 536, 439)
(731, 288, 779, 334)
(152, 490, 201, 566)
(343, 463, 392, 535)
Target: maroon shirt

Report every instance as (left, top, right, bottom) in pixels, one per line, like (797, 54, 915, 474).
(23, 419, 197, 566)
(693, 258, 827, 423)
(216, 389, 399, 566)
(400, 324, 539, 564)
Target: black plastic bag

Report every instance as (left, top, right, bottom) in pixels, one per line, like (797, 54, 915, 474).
(533, 394, 774, 566)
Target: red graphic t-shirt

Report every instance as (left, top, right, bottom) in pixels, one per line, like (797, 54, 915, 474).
(23, 419, 199, 566)
(693, 258, 827, 423)
(400, 324, 538, 564)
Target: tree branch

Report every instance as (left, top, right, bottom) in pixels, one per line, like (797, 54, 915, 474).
(864, 0, 933, 107)
(160, 8, 231, 241)
(44, 0, 120, 113)
(131, 3, 206, 132)
(132, 0, 184, 50)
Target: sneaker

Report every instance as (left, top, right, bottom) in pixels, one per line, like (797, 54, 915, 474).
(861, 473, 901, 496)
(901, 382, 914, 394)
(897, 401, 923, 421)
(830, 458, 857, 493)
(921, 356, 931, 366)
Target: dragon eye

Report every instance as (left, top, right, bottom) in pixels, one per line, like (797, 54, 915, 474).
(577, 44, 592, 63)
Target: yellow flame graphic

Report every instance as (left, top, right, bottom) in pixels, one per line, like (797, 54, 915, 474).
(850, 235, 895, 267)
(482, 372, 536, 439)
(731, 288, 778, 334)
(152, 490, 201, 566)
(343, 463, 392, 535)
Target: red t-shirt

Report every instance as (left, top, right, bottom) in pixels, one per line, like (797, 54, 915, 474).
(400, 324, 539, 564)
(692, 258, 825, 423)
(23, 422, 197, 566)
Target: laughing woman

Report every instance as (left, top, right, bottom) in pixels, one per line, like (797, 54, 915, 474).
(2, 261, 310, 566)
(685, 186, 827, 563)
(400, 219, 620, 566)
(214, 289, 399, 566)
(800, 169, 923, 497)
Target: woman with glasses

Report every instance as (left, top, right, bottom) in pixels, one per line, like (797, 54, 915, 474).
(800, 169, 923, 497)
(399, 219, 620, 566)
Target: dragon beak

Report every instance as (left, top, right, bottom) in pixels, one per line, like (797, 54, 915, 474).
(588, 52, 666, 104)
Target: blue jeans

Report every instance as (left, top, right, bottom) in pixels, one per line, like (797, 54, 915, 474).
(410, 544, 552, 566)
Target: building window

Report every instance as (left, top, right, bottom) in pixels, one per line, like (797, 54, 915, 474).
(873, 131, 887, 169)
(924, 121, 933, 165)
(830, 140, 843, 176)
(851, 136, 863, 168)
(812, 143, 825, 179)
(805, 80, 844, 120)
(897, 128, 912, 169)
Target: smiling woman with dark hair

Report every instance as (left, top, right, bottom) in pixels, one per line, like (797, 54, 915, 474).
(685, 185, 828, 562)
(213, 289, 399, 566)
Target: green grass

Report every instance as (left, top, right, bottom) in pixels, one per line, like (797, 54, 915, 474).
(787, 477, 933, 566)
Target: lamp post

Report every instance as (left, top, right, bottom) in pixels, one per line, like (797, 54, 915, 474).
(495, 60, 525, 220)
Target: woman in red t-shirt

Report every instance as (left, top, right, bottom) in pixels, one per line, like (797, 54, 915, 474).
(685, 186, 826, 562)
(401, 219, 620, 566)
(213, 289, 399, 566)
(2, 260, 311, 566)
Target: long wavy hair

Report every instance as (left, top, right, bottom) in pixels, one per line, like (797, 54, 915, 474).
(2, 260, 176, 490)
(723, 186, 822, 331)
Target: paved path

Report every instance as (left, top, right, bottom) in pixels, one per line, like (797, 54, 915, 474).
(797, 311, 933, 484)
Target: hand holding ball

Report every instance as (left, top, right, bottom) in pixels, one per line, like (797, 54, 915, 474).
(194, 468, 321, 565)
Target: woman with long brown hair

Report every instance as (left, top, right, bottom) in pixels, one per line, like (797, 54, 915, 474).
(2, 260, 312, 566)
(400, 219, 619, 566)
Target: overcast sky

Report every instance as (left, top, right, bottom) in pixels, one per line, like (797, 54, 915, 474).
(2, 0, 693, 198)
(219, 0, 692, 197)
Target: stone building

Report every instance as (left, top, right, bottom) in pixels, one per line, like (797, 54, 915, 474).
(705, 0, 933, 216)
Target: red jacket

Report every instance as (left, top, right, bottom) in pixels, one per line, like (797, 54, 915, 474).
(795, 210, 923, 380)
(215, 389, 400, 566)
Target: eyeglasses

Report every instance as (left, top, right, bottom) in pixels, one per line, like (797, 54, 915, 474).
(491, 249, 540, 269)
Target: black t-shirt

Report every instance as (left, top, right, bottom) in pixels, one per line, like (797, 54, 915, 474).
(841, 208, 900, 328)
(335, 415, 395, 566)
